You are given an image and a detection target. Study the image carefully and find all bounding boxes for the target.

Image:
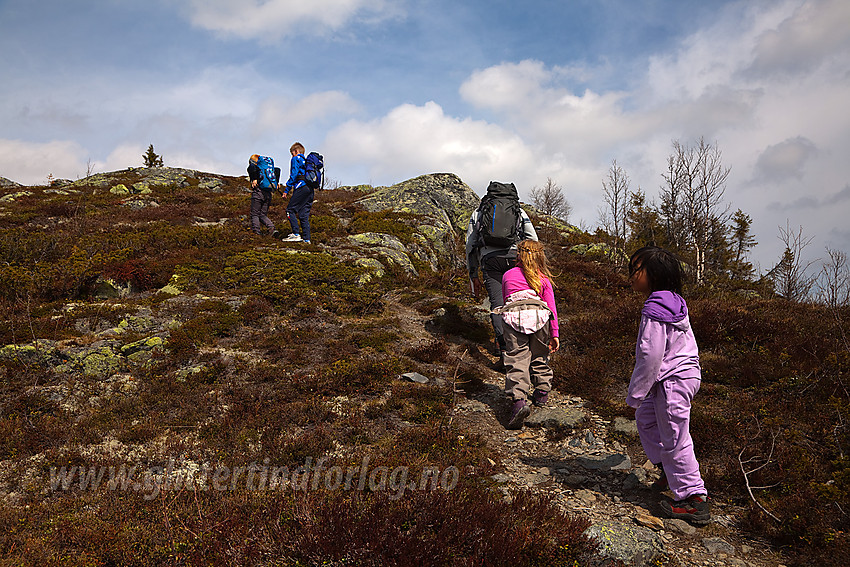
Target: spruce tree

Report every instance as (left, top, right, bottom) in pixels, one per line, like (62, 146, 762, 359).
(143, 144, 164, 167)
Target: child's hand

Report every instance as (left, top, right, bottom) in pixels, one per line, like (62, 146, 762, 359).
(549, 337, 560, 352)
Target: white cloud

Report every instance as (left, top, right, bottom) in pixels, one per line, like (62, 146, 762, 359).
(180, 0, 401, 41)
(459, 60, 552, 110)
(754, 136, 818, 182)
(747, 0, 850, 77)
(0, 139, 88, 185)
(460, 60, 645, 166)
(255, 91, 360, 134)
(324, 101, 534, 192)
(321, 100, 604, 221)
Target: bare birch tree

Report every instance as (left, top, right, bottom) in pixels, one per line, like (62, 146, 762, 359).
(530, 177, 572, 220)
(770, 221, 817, 302)
(816, 247, 850, 309)
(660, 138, 730, 283)
(599, 160, 630, 264)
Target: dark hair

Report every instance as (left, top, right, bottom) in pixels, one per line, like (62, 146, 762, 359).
(628, 246, 683, 294)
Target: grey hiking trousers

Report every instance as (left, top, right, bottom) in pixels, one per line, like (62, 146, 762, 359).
(502, 322, 553, 402)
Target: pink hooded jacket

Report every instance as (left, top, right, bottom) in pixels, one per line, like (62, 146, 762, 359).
(626, 291, 701, 408)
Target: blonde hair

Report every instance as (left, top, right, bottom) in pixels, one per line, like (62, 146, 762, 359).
(290, 142, 305, 154)
(516, 240, 555, 296)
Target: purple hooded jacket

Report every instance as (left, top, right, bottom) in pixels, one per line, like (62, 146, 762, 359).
(626, 290, 701, 408)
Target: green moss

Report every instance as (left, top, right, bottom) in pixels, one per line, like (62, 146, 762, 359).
(353, 329, 400, 352)
(347, 211, 417, 244)
(310, 214, 344, 238)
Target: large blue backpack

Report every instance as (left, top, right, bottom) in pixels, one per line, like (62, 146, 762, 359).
(256, 155, 278, 191)
(303, 152, 324, 190)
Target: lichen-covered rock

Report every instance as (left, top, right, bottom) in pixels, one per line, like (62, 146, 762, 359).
(92, 277, 134, 299)
(347, 232, 419, 276)
(120, 336, 164, 357)
(121, 198, 160, 210)
(130, 182, 154, 194)
(525, 206, 581, 239)
(353, 257, 386, 283)
(569, 243, 611, 257)
(348, 232, 408, 251)
(138, 166, 198, 180)
(199, 178, 225, 192)
(0, 191, 34, 203)
(115, 311, 160, 334)
(348, 233, 417, 276)
(408, 233, 439, 271)
(55, 345, 120, 377)
(110, 184, 130, 195)
(71, 173, 113, 188)
(121, 336, 164, 364)
(0, 177, 23, 189)
(133, 168, 192, 191)
(585, 520, 662, 564)
(352, 173, 480, 270)
(0, 341, 65, 366)
(356, 173, 479, 234)
(525, 407, 586, 429)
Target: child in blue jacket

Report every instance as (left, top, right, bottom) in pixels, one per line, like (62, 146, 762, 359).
(281, 142, 313, 244)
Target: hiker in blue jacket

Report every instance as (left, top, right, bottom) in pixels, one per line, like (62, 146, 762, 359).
(247, 154, 281, 238)
(281, 142, 314, 244)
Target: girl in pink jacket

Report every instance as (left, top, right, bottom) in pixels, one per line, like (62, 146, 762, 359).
(499, 240, 559, 429)
(628, 246, 710, 525)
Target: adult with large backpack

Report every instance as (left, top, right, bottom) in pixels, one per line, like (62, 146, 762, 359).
(281, 142, 322, 244)
(247, 154, 281, 238)
(466, 181, 538, 358)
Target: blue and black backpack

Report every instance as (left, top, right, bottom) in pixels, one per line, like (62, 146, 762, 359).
(256, 155, 278, 191)
(474, 181, 523, 248)
(303, 152, 324, 190)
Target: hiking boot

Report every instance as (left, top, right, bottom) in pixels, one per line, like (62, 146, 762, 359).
(531, 389, 549, 407)
(659, 494, 711, 525)
(282, 233, 302, 242)
(506, 399, 530, 430)
(271, 230, 282, 240)
(650, 466, 668, 491)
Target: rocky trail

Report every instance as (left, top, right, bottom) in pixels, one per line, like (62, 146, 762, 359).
(388, 292, 788, 567)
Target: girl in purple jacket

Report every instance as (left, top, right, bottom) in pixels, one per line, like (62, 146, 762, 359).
(628, 246, 710, 525)
(499, 240, 559, 429)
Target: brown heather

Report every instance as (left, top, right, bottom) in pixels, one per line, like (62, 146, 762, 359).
(0, 169, 848, 565)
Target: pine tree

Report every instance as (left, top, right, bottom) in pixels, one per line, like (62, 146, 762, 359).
(143, 144, 164, 168)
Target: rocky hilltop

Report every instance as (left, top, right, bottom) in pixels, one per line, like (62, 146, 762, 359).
(0, 168, 792, 566)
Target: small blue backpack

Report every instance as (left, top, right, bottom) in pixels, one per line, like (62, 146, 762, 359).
(256, 155, 278, 191)
(303, 152, 324, 190)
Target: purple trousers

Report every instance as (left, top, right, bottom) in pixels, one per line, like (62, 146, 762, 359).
(635, 377, 705, 500)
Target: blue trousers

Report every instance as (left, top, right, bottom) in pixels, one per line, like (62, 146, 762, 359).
(286, 185, 314, 242)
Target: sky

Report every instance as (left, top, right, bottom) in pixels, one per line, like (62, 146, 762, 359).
(1, 0, 849, 274)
